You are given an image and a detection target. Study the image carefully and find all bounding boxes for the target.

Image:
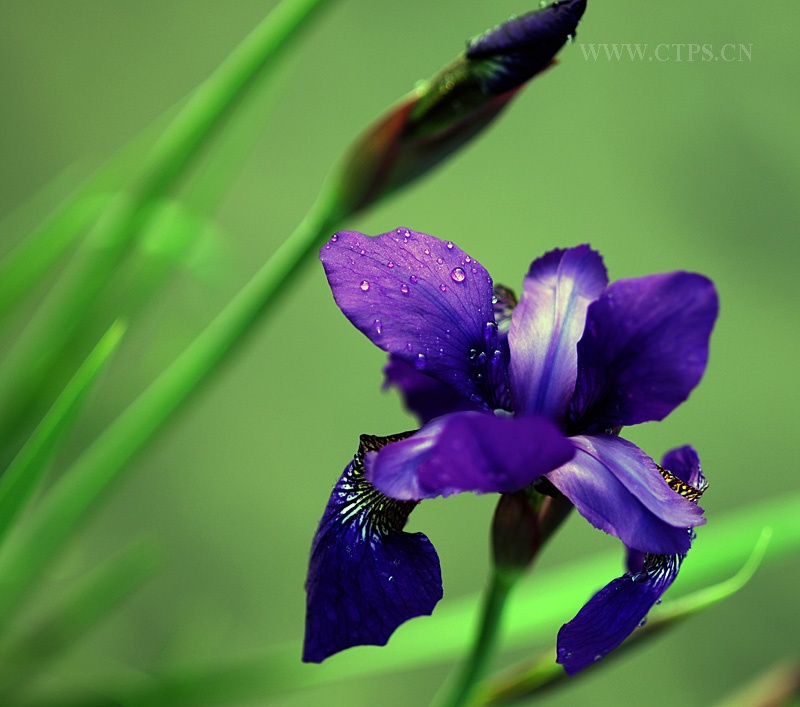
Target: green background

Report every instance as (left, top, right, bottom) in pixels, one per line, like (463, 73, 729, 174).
(1, 1, 798, 705)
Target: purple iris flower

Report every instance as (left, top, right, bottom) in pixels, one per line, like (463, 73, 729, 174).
(304, 228, 718, 665)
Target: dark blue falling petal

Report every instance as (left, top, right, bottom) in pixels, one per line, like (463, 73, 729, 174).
(557, 553, 683, 675)
(303, 433, 442, 663)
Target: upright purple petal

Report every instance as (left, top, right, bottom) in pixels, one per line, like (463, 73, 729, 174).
(321, 229, 508, 409)
(569, 272, 719, 433)
(557, 554, 683, 675)
(546, 435, 704, 555)
(367, 411, 574, 501)
(662, 445, 706, 490)
(304, 434, 442, 663)
(383, 356, 479, 425)
(509, 246, 607, 421)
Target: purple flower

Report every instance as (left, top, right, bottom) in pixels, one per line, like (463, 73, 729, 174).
(304, 229, 718, 664)
(557, 445, 708, 674)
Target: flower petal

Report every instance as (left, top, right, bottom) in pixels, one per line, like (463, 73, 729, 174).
(383, 355, 479, 425)
(303, 434, 442, 663)
(367, 411, 574, 501)
(546, 435, 704, 555)
(509, 246, 607, 421)
(557, 553, 683, 675)
(321, 229, 508, 409)
(466, 0, 587, 95)
(569, 272, 719, 432)
(662, 444, 706, 490)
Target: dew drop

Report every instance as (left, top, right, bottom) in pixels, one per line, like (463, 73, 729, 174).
(388, 575, 394, 582)
(477, 351, 487, 366)
(387, 261, 395, 268)
(446, 241, 454, 249)
(439, 283, 447, 292)
(424, 248, 431, 256)
(638, 618, 647, 627)
(594, 654, 603, 663)
(373, 319, 382, 335)
(436, 257, 444, 265)
(359, 280, 370, 292)
(330, 233, 339, 242)
(409, 274, 418, 284)
(359, 249, 365, 256)
(450, 267, 466, 282)
(414, 353, 427, 370)
(465, 255, 471, 263)
(400, 283, 410, 295)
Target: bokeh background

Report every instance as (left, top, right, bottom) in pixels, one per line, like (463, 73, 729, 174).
(1, 1, 798, 705)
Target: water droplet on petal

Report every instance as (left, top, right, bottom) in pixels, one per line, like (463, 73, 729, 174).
(414, 353, 427, 370)
(436, 257, 444, 265)
(446, 241, 454, 249)
(450, 267, 466, 282)
(439, 283, 447, 292)
(594, 654, 603, 663)
(359, 249, 365, 256)
(373, 319, 382, 335)
(330, 234, 339, 242)
(359, 280, 370, 292)
(387, 261, 395, 268)
(409, 274, 418, 284)
(638, 618, 647, 627)
(400, 284, 410, 295)
(465, 255, 471, 263)
(423, 248, 430, 256)
(477, 351, 487, 366)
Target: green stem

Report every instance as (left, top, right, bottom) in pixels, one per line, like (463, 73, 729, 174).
(0, 186, 343, 626)
(441, 570, 517, 707)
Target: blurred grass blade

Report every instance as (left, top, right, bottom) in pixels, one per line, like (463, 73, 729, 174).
(116, 56, 298, 315)
(0, 539, 161, 703)
(0, 190, 339, 629)
(474, 528, 773, 704)
(21, 493, 800, 706)
(0, 0, 336, 437)
(712, 659, 800, 707)
(0, 321, 125, 544)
